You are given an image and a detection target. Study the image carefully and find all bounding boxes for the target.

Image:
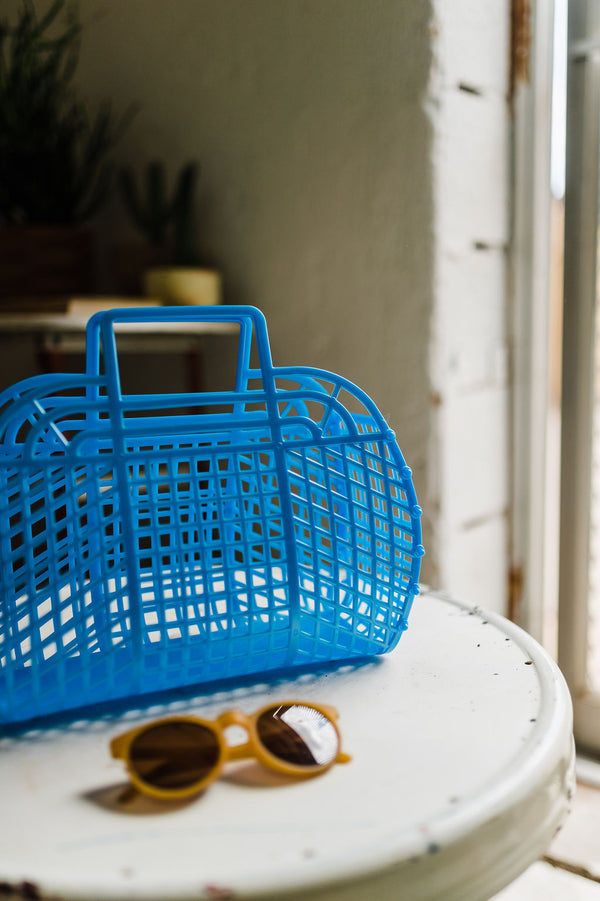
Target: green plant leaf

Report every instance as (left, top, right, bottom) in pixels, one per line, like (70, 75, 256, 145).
(0, 0, 131, 225)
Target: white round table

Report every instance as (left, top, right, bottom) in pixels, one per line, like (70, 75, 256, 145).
(0, 588, 574, 901)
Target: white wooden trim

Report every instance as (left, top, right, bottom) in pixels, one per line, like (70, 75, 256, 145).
(558, 1, 600, 741)
(570, 693, 600, 754)
(510, 0, 556, 642)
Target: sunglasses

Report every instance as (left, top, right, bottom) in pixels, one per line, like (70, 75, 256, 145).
(110, 700, 351, 800)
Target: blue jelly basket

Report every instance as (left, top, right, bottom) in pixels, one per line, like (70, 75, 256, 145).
(0, 306, 423, 725)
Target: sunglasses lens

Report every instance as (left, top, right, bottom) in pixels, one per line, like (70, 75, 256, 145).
(129, 721, 220, 791)
(256, 704, 339, 769)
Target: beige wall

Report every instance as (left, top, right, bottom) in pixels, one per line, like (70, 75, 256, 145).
(1, 0, 437, 578)
(74, 0, 435, 572)
(2, 1, 517, 607)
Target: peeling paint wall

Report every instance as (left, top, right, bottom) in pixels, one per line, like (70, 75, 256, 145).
(428, 1, 511, 612)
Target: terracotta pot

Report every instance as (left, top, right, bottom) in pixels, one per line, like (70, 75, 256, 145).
(0, 226, 93, 299)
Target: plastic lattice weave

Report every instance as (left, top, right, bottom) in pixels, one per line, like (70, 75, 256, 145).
(0, 307, 423, 725)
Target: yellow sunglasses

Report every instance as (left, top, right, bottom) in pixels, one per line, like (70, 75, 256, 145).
(110, 700, 351, 800)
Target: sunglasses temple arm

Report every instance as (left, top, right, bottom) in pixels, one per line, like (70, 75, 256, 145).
(318, 703, 341, 722)
(110, 733, 132, 759)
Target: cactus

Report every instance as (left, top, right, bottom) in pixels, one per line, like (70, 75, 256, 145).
(172, 162, 200, 265)
(0, 0, 131, 225)
(118, 161, 172, 247)
(118, 160, 201, 264)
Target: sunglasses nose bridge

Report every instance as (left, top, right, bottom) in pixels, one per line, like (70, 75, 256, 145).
(216, 710, 255, 762)
(216, 709, 250, 730)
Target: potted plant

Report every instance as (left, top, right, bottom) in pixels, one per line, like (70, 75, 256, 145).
(0, 0, 130, 300)
(118, 159, 221, 305)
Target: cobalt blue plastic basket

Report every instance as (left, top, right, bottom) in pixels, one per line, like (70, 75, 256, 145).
(0, 306, 423, 725)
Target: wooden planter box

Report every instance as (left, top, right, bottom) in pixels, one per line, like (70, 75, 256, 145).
(0, 226, 93, 299)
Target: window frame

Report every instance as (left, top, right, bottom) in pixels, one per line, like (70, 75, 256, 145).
(510, 0, 557, 645)
(558, 0, 600, 751)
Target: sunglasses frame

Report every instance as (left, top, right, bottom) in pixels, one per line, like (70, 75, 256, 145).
(110, 699, 350, 800)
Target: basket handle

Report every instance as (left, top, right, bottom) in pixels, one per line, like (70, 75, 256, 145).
(85, 305, 275, 398)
